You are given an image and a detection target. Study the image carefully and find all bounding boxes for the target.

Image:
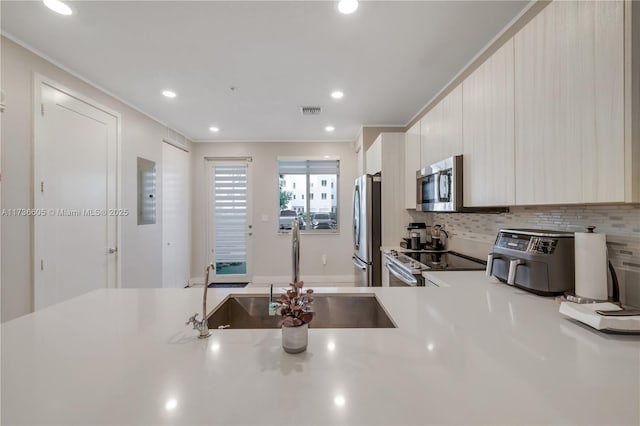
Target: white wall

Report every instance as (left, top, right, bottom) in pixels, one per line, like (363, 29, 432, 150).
(191, 141, 357, 284)
(0, 37, 191, 322)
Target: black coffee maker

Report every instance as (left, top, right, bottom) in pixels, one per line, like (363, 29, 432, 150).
(401, 222, 427, 250)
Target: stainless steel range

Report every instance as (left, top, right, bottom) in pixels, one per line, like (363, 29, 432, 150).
(384, 250, 486, 287)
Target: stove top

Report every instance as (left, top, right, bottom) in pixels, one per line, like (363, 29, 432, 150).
(400, 251, 486, 271)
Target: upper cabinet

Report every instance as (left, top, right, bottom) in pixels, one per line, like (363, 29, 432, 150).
(420, 84, 463, 168)
(365, 133, 405, 245)
(463, 39, 515, 207)
(365, 136, 382, 175)
(404, 121, 421, 209)
(514, 0, 625, 205)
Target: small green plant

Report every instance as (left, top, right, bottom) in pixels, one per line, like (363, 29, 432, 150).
(276, 281, 314, 327)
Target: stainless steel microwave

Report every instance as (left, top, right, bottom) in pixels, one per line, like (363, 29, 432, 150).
(416, 155, 463, 212)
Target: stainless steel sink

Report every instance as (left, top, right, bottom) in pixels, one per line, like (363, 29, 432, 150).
(207, 294, 396, 329)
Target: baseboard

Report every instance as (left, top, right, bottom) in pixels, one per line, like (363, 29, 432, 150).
(251, 275, 356, 286)
(188, 274, 357, 288)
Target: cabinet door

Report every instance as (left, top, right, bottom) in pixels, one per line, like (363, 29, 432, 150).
(365, 136, 382, 174)
(463, 39, 515, 207)
(420, 107, 437, 168)
(514, 1, 624, 205)
(439, 84, 463, 160)
(420, 85, 463, 169)
(404, 121, 421, 209)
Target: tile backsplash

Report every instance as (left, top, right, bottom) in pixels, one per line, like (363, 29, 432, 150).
(409, 204, 640, 307)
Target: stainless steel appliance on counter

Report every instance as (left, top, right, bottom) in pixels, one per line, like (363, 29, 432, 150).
(384, 250, 486, 287)
(486, 229, 575, 296)
(352, 174, 381, 286)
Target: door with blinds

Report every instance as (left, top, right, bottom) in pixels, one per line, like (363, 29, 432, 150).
(207, 160, 252, 283)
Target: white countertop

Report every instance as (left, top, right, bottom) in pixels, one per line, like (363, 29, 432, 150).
(2, 273, 639, 425)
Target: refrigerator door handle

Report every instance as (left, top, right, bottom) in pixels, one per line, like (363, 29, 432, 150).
(352, 256, 368, 270)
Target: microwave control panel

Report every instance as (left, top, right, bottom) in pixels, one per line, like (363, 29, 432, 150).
(495, 233, 558, 255)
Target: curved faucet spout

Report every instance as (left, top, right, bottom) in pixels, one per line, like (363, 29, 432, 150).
(186, 263, 214, 339)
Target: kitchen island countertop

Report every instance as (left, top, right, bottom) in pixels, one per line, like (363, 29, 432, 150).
(2, 272, 639, 425)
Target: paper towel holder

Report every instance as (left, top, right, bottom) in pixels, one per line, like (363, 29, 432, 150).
(564, 225, 620, 304)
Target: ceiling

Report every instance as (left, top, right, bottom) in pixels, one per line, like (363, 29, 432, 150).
(1, 1, 530, 142)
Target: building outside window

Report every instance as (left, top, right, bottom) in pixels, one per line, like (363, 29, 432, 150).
(278, 158, 339, 232)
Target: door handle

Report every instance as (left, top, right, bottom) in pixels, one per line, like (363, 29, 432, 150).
(352, 256, 367, 270)
(108, 247, 117, 254)
(385, 262, 417, 285)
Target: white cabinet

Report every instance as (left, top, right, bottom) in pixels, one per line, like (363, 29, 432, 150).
(365, 136, 382, 174)
(404, 121, 421, 209)
(463, 39, 515, 207)
(514, 0, 624, 205)
(420, 84, 463, 168)
(365, 133, 405, 247)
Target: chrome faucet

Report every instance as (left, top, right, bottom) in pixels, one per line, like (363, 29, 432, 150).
(186, 263, 214, 339)
(292, 218, 300, 285)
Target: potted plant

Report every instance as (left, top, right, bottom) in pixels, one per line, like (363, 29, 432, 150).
(276, 281, 314, 353)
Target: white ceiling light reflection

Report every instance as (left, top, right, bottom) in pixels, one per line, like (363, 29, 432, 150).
(162, 90, 177, 98)
(427, 343, 435, 352)
(43, 0, 73, 15)
(334, 395, 346, 407)
(331, 90, 344, 99)
(165, 398, 178, 411)
(210, 342, 220, 352)
(338, 0, 358, 14)
(327, 341, 336, 351)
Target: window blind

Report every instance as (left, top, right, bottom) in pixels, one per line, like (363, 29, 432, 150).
(214, 165, 247, 265)
(278, 159, 339, 175)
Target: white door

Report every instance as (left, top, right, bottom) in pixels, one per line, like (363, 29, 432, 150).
(162, 142, 190, 288)
(34, 81, 118, 310)
(207, 160, 252, 283)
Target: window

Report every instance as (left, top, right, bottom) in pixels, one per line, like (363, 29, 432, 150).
(278, 159, 339, 232)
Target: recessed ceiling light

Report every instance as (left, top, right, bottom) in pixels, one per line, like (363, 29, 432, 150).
(338, 0, 358, 14)
(162, 90, 177, 98)
(209, 126, 220, 132)
(331, 91, 344, 99)
(164, 399, 178, 411)
(325, 126, 335, 132)
(43, 0, 73, 15)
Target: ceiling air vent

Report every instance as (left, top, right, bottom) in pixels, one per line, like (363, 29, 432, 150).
(300, 106, 322, 116)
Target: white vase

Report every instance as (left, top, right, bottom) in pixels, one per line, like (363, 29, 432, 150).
(282, 323, 308, 354)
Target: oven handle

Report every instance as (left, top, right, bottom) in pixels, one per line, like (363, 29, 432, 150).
(385, 261, 418, 286)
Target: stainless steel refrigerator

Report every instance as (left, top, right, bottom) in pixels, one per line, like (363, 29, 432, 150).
(352, 173, 381, 287)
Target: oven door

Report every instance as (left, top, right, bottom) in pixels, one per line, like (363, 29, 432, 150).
(385, 261, 418, 287)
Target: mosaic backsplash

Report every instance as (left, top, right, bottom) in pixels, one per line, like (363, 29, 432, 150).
(409, 204, 640, 306)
